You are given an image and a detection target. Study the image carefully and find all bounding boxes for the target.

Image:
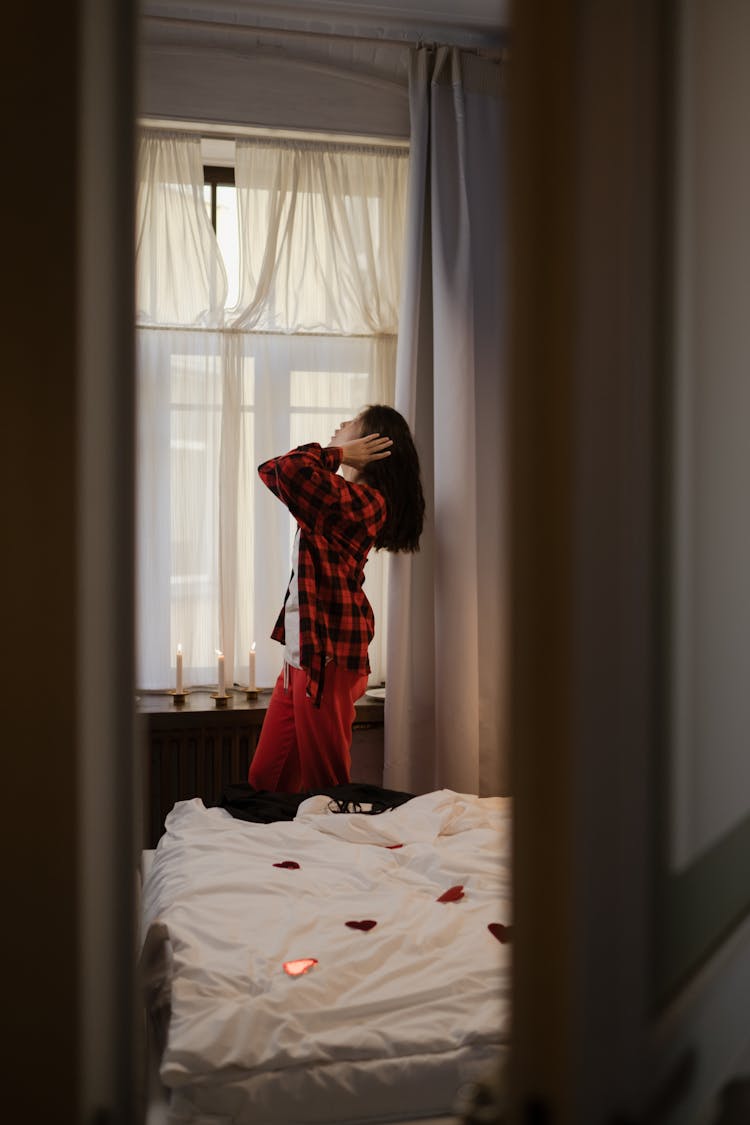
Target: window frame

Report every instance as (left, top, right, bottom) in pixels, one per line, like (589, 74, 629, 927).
(203, 164, 235, 231)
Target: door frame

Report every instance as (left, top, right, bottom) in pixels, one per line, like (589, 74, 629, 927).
(507, 2, 750, 1121)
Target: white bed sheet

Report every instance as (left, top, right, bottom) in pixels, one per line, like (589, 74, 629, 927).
(140, 789, 512, 1125)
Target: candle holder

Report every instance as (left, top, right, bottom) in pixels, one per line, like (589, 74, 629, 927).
(168, 689, 190, 706)
(245, 687, 258, 701)
(210, 692, 230, 708)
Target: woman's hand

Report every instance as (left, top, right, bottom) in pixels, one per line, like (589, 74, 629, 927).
(336, 433, 392, 471)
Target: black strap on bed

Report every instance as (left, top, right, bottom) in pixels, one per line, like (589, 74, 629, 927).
(214, 782, 416, 824)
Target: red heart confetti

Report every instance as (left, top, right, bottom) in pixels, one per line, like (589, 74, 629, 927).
(386, 844, 403, 849)
(345, 920, 378, 931)
(436, 885, 465, 903)
(273, 861, 300, 869)
(488, 923, 512, 943)
(283, 958, 318, 976)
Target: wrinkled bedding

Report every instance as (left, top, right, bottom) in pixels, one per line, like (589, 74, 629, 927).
(140, 789, 512, 1124)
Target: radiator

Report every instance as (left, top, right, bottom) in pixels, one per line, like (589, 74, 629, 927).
(143, 708, 384, 849)
(146, 722, 259, 849)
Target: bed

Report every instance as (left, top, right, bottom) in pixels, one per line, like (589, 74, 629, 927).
(139, 787, 512, 1124)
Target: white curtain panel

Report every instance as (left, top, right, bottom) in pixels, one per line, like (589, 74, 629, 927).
(385, 48, 508, 797)
(136, 132, 407, 692)
(136, 132, 227, 326)
(230, 140, 406, 335)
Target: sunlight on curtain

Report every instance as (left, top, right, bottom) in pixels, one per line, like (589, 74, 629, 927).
(386, 49, 506, 796)
(136, 132, 407, 692)
(230, 140, 405, 334)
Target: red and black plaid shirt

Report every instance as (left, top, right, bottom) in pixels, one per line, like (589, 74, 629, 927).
(258, 443, 387, 706)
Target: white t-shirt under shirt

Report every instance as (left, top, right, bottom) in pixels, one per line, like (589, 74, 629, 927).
(284, 528, 302, 670)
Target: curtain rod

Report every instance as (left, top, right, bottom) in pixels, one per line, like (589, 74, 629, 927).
(140, 117, 410, 148)
(141, 14, 509, 60)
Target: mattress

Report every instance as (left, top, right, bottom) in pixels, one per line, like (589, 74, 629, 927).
(140, 788, 512, 1124)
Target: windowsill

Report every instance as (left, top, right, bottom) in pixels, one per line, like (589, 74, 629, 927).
(135, 687, 384, 725)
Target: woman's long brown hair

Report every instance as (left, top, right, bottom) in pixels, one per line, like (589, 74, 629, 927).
(358, 404, 425, 553)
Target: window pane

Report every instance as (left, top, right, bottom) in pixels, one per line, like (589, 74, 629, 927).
(217, 185, 240, 308)
(241, 355, 255, 406)
(171, 352, 223, 406)
(290, 369, 369, 408)
(290, 367, 371, 448)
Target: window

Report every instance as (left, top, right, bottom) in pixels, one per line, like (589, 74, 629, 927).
(202, 166, 240, 307)
(136, 130, 407, 693)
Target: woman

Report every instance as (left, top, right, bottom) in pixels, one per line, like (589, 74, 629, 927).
(248, 404, 425, 792)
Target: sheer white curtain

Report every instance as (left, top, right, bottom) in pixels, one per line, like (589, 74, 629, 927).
(136, 131, 407, 693)
(230, 141, 405, 334)
(385, 48, 508, 797)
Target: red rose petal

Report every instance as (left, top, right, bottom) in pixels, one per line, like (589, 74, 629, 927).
(386, 844, 403, 849)
(488, 923, 512, 943)
(273, 861, 300, 869)
(436, 884, 465, 903)
(345, 920, 378, 931)
(283, 958, 318, 976)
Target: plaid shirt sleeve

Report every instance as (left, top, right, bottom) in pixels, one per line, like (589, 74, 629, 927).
(258, 442, 386, 556)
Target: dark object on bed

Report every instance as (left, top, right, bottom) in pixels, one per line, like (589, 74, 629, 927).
(214, 781, 416, 823)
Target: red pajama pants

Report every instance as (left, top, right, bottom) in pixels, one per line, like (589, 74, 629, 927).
(248, 662, 369, 792)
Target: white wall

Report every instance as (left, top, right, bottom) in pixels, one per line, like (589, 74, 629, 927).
(137, 1, 508, 138)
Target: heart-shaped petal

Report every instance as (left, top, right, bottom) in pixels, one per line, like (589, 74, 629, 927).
(273, 861, 300, 869)
(345, 920, 377, 931)
(283, 958, 318, 976)
(436, 885, 465, 903)
(488, 923, 512, 943)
